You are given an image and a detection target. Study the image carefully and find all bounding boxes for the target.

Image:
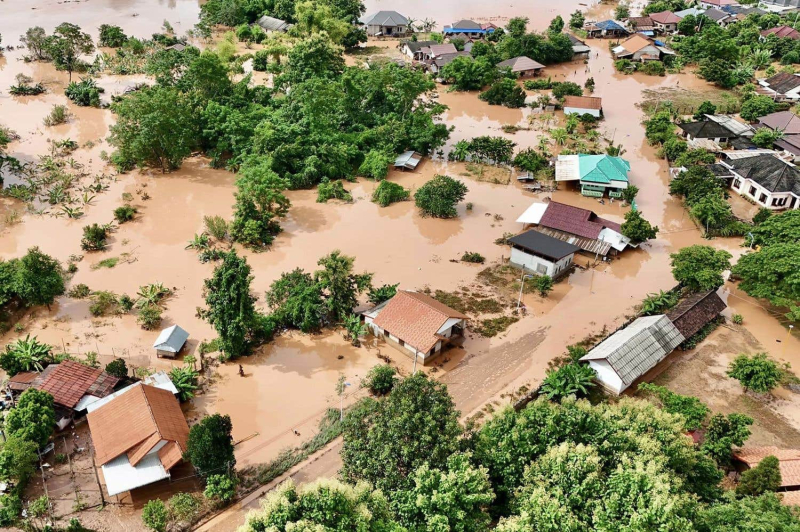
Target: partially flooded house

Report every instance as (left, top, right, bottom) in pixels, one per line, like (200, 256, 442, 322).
(581, 315, 686, 395)
(87, 382, 190, 497)
(666, 289, 727, 340)
(516, 201, 632, 258)
(365, 291, 467, 365)
(496, 56, 545, 78)
(612, 34, 674, 62)
(563, 95, 603, 118)
(756, 111, 800, 161)
(568, 35, 591, 60)
(443, 19, 491, 39)
(720, 152, 800, 210)
(555, 154, 631, 198)
(153, 324, 189, 359)
(508, 230, 580, 278)
(585, 20, 629, 38)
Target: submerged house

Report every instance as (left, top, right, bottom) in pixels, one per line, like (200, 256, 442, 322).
(366, 291, 467, 365)
(720, 152, 800, 210)
(515, 201, 632, 257)
(563, 95, 603, 118)
(556, 154, 631, 198)
(612, 34, 674, 61)
(394, 151, 422, 171)
(360, 11, 410, 37)
(255, 15, 293, 33)
(581, 315, 686, 395)
(87, 383, 190, 497)
(10, 360, 120, 430)
(666, 290, 727, 340)
(568, 34, 591, 59)
(585, 20, 629, 38)
(508, 230, 580, 278)
(496, 56, 545, 77)
(153, 324, 189, 359)
(429, 51, 470, 74)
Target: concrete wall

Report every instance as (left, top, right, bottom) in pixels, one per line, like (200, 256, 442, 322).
(564, 107, 601, 118)
(510, 247, 573, 277)
(731, 176, 800, 210)
(588, 359, 624, 395)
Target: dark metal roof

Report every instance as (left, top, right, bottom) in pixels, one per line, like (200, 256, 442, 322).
(508, 230, 581, 261)
(678, 120, 737, 139)
(402, 40, 437, 53)
(725, 154, 800, 194)
(705, 163, 735, 178)
(764, 72, 800, 95)
(667, 290, 727, 339)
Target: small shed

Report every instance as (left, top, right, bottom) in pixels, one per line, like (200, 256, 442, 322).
(153, 325, 189, 359)
(256, 15, 293, 32)
(666, 290, 727, 340)
(394, 151, 422, 171)
(496, 56, 545, 77)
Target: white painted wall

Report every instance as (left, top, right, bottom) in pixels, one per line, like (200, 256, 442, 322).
(510, 247, 574, 277)
(588, 360, 625, 395)
(564, 107, 601, 118)
(731, 176, 800, 210)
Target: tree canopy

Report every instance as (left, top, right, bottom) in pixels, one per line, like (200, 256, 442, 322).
(670, 245, 732, 292)
(184, 414, 236, 478)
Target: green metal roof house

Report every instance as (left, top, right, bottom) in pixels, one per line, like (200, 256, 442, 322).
(555, 154, 631, 198)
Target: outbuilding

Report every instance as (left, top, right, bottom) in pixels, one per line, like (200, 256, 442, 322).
(153, 325, 189, 359)
(394, 151, 422, 171)
(563, 95, 603, 118)
(508, 230, 580, 278)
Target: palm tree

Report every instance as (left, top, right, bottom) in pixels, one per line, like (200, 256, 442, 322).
(551, 128, 568, 146)
(135, 283, 171, 309)
(538, 136, 551, 153)
(3, 335, 54, 374)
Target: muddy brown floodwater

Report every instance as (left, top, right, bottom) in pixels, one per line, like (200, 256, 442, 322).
(2, 1, 800, 530)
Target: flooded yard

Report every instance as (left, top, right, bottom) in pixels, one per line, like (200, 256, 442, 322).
(1, 0, 800, 529)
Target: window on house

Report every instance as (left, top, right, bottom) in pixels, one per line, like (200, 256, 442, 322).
(774, 197, 787, 207)
(537, 264, 548, 275)
(733, 179, 741, 189)
(760, 193, 768, 204)
(749, 186, 757, 196)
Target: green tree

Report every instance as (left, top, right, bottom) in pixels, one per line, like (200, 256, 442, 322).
(283, 34, 345, 86)
(749, 210, 800, 246)
(239, 479, 398, 531)
(644, 110, 675, 144)
(551, 81, 582, 100)
(669, 166, 725, 204)
(736, 455, 782, 497)
(0, 335, 54, 376)
(362, 364, 397, 395)
(615, 3, 631, 19)
(393, 452, 495, 532)
(727, 352, 783, 393)
(46, 23, 94, 81)
(109, 86, 200, 172)
(204, 474, 237, 502)
(693, 100, 717, 120)
(169, 366, 199, 401)
(266, 268, 325, 332)
(415, 175, 469, 218)
(98, 24, 128, 47)
(230, 159, 290, 247)
(569, 10, 585, 29)
(751, 128, 783, 148)
(697, 492, 800, 531)
(0, 436, 38, 486)
(341, 373, 462, 493)
(670, 245, 732, 292)
(314, 250, 372, 324)
(184, 414, 235, 478)
(620, 209, 659, 244)
(740, 96, 778, 122)
(142, 499, 168, 532)
(368, 283, 398, 305)
(21, 27, 51, 61)
(479, 78, 526, 108)
(104, 358, 128, 379)
(440, 56, 497, 91)
(202, 251, 256, 359)
(702, 412, 753, 465)
(638, 383, 709, 431)
(548, 16, 565, 33)
(372, 181, 410, 207)
(13, 247, 64, 308)
(540, 363, 596, 400)
(179, 51, 233, 102)
(5, 389, 55, 448)
(733, 244, 800, 321)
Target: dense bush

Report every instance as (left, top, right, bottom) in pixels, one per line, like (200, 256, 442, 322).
(80, 223, 108, 251)
(371, 180, 409, 207)
(98, 24, 128, 47)
(414, 175, 468, 218)
(113, 204, 136, 223)
(479, 78, 526, 108)
(727, 352, 782, 393)
(65, 78, 103, 107)
(317, 179, 352, 203)
(362, 364, 398, 395)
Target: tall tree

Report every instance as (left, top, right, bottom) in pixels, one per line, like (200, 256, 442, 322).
(202, 251, 257, 359)
(13, 247, 64, 308)
(670, 245, 732, 292)
(46, 23, 94, 81)
(314, 250, 372, 323)
(733, 244, 800, 321)
(5, 389, 55, 448)
(184, 414, 236, 478)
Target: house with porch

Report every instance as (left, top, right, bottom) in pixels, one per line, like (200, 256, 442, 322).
(360, 11, 410, 37)
(720, 152, 800, 210)
(556, 154, 631, 198)
(508, 230, 580, 278)
(87, 383, 190, 497)
(365, 291, 467, 365)
(649, 11, 682, 33)
(581, 315, 686, 395)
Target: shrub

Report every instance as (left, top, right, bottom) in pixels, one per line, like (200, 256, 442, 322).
(0, 493, 22, 527)
(43, 104, 71, 126)
(727, 352, 782, 393)
(362, 365, 398, 395)
(9, 74, 46, 96)
(90, 290, 120, 316)
(752, 207, 772, 225)
(204, 215, 229, 240)
(638, 383, 709, 431)
(168, 492, 201, 523)
(253, 50, 269, 71)
(80, 224, 107, 251)
(119, 294, 134, 312)
(551, 81, 582, 100)
(640, 290, 678, 315)
(639, 61, 666, 76)
(533, 275, 553, 296)
(113, 205, 136, 223)
(98, 24, 128, 47)
(736, 455, 782, 496)
(479, 78, 526, 108)
(371, 180, 410, 207)
(137, 304, 162, 330)
(169, 366, 199, 401)
(358, 149, 393, 180)
(523, 78, 554, 90)
(65, 78, 103, 107)
(204, 474, 237, 503)
(415, 175, 469, 218)
(68, 283, 91, 298)
(461, 252, 485, 264)
(540, 363, 596, 400)
(513, 148, 547, 174)
(368, 283, 398, 305)
(142, 499, 168, 532)
(317, 180, 352, 203)
(105, 358, 128, 379)
(732, 314, 743, 325)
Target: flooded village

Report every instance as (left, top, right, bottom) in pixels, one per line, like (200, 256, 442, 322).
(1, 0, 800, 530)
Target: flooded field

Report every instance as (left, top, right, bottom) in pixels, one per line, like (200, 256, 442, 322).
(2, 0, 800, 530)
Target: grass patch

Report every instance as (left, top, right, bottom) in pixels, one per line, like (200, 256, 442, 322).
(91, 257, 119, 270)
(424, 288, 504, 315)
(461, 163, 512, 185)
(474, 316, 519, 337)
(639, 87, 739, 116)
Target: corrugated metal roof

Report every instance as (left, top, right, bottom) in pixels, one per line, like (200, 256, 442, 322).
(101, 451, 170, 496)
(256, 15, 292, 32)
(394, 151, 422, 169)
(508, 229, 581, 261)
(581, 315, 685, 387)
(153, 325, 189, 353)
(534, 227, 612, 256)
(563, 95, 603, 111)
(361, 11, 409, 26)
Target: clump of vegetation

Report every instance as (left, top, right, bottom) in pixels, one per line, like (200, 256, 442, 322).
(620, 209, 659, 244)
(415, 175, 468, 218)
(204, 474, 237, 503)
(142, 499, 168, 532)
(540, 363, 596, 401)
(736, 455, 782, 497)
(80, 223, 108, 251)
(368, 283, 397, 305)
(638, 383, 710, 431)
(0, 335, 54, 376)
(727, 352, 783, 394)
(362, 365, 398, 396)
(67, 283, 91, 299)
(461, 252, 485, 264)
(371, 180, 410, 207)
(450, 136, 516, 165)
(169, 365, 200, 401)
(9, 74, 46, 96)
(640, 290, 679, 316)
(479, 78, 526, 108)
(474, 316, 519, 337)
(732, 314, 743, 325)
(105, 358, 128, 379)
(670, 245, 732, 293)
(65, 78, 103, 107)
(137, 303, 162, 330)
(92, 257, 119, 269)
(89, 290, 121, 316)
(204, 215, 229, 241)
(113, 205, 136, 223)
(98, 24, 128, 48)
(43, 104, 71, 126)
(317, 180, 352, 203)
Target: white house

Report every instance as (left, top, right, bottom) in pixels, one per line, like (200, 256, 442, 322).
(721, 152, 800, 210)
(580, 315, 685, 395)
(360, 11, 410, 37)
(758, 71, 800, 101)
(508, 230, 580, 278)
(366, 291, 467, 365)
(563, 95, 603, 118)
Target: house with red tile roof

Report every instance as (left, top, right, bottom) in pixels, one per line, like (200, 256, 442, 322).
(649, 11, 681, 33)
(87, 383, 190, 497)
(762, 26, 800, 40)
(365, 291, 467, 366)
(732, 447, 800, 490)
